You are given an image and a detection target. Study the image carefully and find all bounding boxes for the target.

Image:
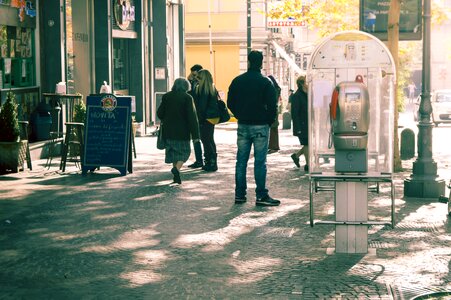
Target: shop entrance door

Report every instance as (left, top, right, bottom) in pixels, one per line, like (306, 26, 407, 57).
(113, 38, 130, 95)
(65, 0, 92, 98)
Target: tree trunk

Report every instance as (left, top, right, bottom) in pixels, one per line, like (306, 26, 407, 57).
(387, 0, 402, 172)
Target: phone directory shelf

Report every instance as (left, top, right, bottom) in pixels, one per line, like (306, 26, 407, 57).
(308, 172, 395, 229)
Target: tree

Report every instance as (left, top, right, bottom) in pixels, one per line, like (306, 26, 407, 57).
(386, 0, 449, 171)
(387, 0, 402, 171)
(266, 0, 448, 172)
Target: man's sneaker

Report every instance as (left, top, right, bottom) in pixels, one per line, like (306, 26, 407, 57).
(256, 195, 280, 206)
(291, 153, 300, 168)
(235, 196, 247, 204)
(188, 161, 203, 168)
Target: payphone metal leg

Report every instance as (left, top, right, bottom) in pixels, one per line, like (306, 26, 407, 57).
(335, 181, 368, 254)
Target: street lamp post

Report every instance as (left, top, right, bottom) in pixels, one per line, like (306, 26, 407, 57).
(404, 0, 445, 198)
(247, 0, 251, 54)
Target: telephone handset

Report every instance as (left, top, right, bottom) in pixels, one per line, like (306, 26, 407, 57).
(330, 87, 339, 120)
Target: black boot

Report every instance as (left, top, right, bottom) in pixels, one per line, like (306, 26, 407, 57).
(203, 154, 218, 172)
(188, 161, 203, 168)
(201, 159, 210, 171)
(171, 167, 181, 184)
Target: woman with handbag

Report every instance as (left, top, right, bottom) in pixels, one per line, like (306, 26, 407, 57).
(157, 78, 200, 184)
(192, 69, 220, 172)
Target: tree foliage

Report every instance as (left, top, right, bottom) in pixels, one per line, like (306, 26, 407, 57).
(266, 0, 359, 38)
(265, 0, 449, 39)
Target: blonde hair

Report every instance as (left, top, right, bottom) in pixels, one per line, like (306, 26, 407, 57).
(195, 69, 216, 97)
(296, 75, 308, 93)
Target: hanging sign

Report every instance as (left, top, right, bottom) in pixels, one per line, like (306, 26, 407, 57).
(267, 19, 306, 28)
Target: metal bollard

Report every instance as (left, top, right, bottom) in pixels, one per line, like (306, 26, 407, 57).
(438, 180, 451, 217)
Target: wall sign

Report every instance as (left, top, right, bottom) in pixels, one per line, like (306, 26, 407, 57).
(8, 0, 36, 22)
(82, 94, 133, 176)
(155, 67, 166, 80)
(113, 0, 136, 31)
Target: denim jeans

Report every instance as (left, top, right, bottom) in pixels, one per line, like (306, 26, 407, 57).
(235, 124, 269, 199)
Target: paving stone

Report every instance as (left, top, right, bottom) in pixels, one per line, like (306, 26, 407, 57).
(0, 125, 450, 299)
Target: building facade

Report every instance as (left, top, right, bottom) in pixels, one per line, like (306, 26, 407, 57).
(184, 0, 315, 105)
(0, 0, 184, 143)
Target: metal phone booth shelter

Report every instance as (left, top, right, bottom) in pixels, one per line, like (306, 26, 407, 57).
(307, 31, 396, 254)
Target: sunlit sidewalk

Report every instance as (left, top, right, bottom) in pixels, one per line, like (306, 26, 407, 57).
(0, 124, 450, 299)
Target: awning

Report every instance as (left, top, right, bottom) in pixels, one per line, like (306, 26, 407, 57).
(271, 40, 305, 75)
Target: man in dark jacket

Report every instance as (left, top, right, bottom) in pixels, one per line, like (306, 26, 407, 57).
(290, 75, 309, 172)
(227, 50, 280, 206)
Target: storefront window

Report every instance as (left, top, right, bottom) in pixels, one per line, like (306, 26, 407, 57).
(113, 38, 129, 95)
(0, 25, 34, 88)
(0, 1, 39, 124)
(66, 0, 75, 94)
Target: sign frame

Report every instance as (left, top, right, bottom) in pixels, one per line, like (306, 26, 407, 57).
(359, 0, 422, 41)
(82, 94, 133, 176)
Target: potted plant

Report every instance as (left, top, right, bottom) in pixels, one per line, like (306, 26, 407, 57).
(0, 92, 27, 173)
(73, 99, 86, 124)
(68, 99, 86, 157)
(131, 112, 140, 137)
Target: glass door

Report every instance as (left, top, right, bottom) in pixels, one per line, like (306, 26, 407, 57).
(113, 38, 129, 95)
(65, 0, 92, 97)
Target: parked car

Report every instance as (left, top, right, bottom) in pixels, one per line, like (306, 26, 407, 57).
(413, 89, 451, 126)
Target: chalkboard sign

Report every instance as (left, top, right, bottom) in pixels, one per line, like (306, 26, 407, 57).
(82, 94, 132, 176)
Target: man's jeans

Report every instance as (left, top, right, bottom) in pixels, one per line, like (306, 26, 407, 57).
(235, 124, 269, 199)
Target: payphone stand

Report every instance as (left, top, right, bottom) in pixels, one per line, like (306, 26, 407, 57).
(335, 181, 368, 253)
(306, 31, 396, 254)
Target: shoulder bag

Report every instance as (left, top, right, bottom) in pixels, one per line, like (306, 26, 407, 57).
(217, 94, 231, 124)
(156, 124, 166, 150)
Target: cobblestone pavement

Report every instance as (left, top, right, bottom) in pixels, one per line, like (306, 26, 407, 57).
(0, 123, 450, 299)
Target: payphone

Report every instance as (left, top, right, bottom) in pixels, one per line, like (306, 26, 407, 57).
(330, 75, 370, 172)
(308, 30, 396, 254)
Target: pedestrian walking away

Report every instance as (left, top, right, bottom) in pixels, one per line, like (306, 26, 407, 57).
(157, 77, 200, 184)
(267, 75, 282, 154)
(187, 64, 204, 168)
(290, 75, 309, 172)
(191, 69, 221, 172)
(407, 82, 417, 103)
(227, 50, 280, 207)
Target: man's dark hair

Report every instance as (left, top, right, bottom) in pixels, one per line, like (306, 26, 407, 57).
(190, 64, 203, 72)
(248, 50, 263, 69)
